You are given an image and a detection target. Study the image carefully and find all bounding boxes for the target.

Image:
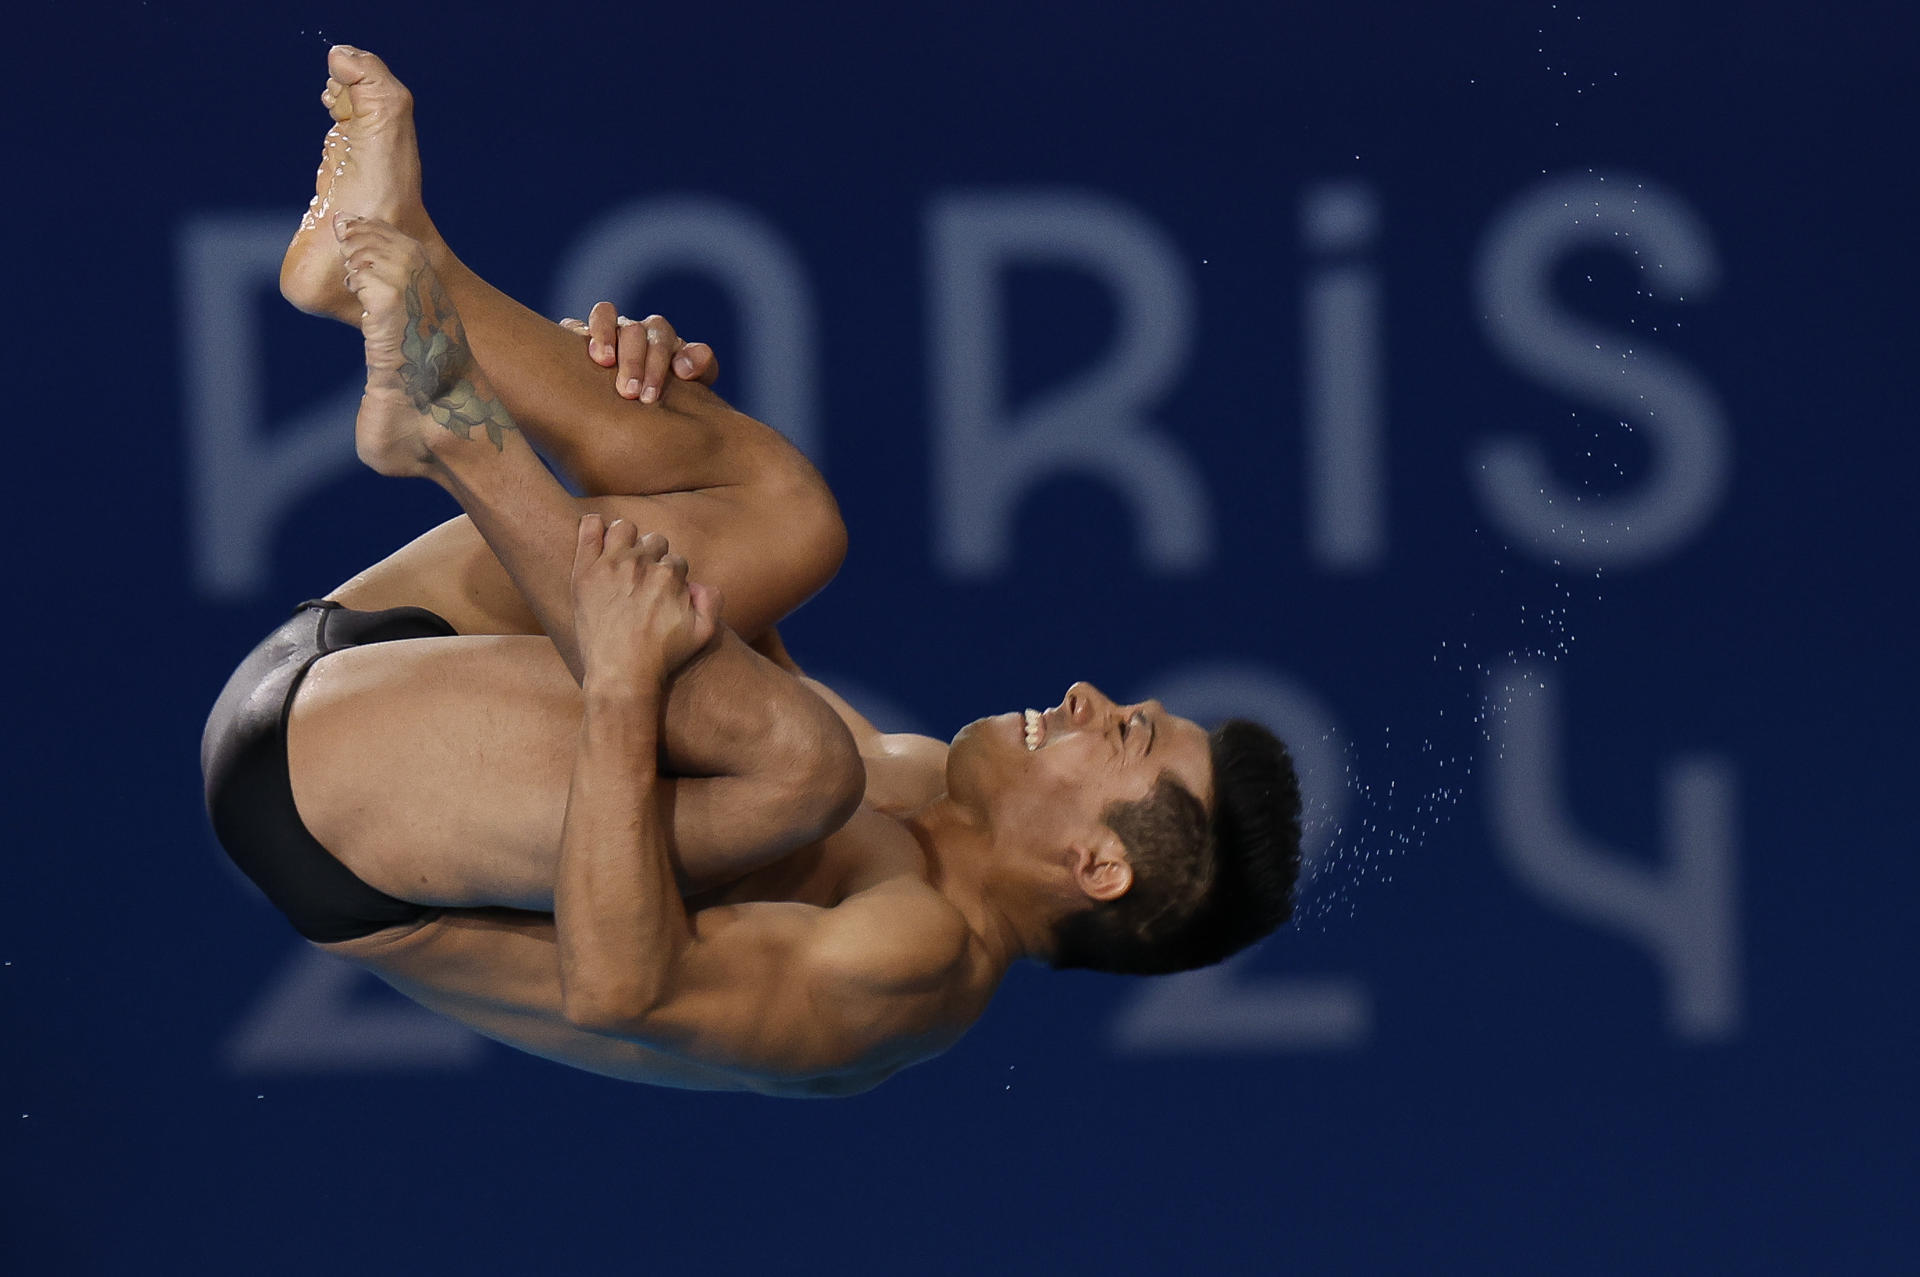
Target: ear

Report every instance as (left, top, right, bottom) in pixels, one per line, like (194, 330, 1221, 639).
(1070, 836, 1134, 903)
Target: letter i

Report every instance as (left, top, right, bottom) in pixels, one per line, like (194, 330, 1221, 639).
(1301, 183, 1385, 572)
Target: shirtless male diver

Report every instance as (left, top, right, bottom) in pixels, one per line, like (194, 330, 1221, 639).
(202, 47, 1303, 1097)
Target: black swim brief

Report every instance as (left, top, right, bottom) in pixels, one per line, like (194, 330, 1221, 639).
(201, 599, 458, 942)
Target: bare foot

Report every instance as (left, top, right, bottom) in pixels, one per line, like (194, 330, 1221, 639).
(335, 215, 516, 477)
(282, 46, 431, 320)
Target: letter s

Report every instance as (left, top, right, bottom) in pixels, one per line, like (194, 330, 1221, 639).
(1472, 173, 1728, 567)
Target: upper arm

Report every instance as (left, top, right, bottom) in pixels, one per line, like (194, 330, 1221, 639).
(595, 889, 969, 1077)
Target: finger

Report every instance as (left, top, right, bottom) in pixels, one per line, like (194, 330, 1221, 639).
(573, 512, 607, 577)
(641, 312, 683, 347)
(613, 315, 660, 402)
(611, 315, 644, 400)
(333, 212, 397, 241)
(688, 582, 723, 641)
(636, 315, 682, 404)
(673, 342, 720, 386)
(559, 317, 587, 334)
(587, 302, 620, 367)
(603, 517, 642, 553)
(662, 552, 689, 581)
(633, 531, 670, 562)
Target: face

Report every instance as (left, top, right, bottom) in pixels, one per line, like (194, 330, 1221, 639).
(947, 682, 1214, 864)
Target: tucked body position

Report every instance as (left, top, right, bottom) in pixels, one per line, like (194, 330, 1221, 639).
(202, 47, 1303, 1097)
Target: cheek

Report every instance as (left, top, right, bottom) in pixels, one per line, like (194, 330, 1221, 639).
(1005, 753, 1103, 830)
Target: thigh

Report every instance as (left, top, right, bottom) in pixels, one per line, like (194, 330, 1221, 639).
(286, 630, 834, 909)
(287, 634, 579, 909)
(327, 484, 840, 644)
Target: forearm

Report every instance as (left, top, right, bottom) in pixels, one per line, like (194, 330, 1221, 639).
(555, 683, 691, 1025)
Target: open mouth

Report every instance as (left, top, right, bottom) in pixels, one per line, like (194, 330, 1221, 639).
(1022, 708, 1047, 751)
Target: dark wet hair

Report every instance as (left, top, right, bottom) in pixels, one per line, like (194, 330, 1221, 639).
(1047, 719, 1302, 975)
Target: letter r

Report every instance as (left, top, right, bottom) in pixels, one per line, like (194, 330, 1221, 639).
(928, 191, 1213, 578)
(180, 215, 361, 599)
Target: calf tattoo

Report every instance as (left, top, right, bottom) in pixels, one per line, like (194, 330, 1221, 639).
(400, 264, 520, 451)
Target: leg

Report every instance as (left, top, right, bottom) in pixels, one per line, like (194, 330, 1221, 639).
(288, 218, 860, 901)
(289, 630, 835, 904)
(282, 47, 843, 641)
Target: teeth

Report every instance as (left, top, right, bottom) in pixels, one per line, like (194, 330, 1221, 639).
(1023, 708, 1041, 751)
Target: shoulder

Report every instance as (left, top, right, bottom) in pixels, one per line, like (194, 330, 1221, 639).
(858, 733, 948, 816)
(873, 732, 949, 770)
(798, 673, 949, 814)
(798, 677, 948, 771)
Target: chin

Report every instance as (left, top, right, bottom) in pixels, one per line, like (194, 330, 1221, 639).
(951, 711, 1023, 755)
(946, 711, 1023, 804)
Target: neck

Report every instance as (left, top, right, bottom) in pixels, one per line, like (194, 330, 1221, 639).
(903, 796, 1061, 969)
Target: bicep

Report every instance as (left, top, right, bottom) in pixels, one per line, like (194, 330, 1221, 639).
(330, 910, 755, 1091)
(617, 897, 962, 1076)
(617, 904, 856, 1073)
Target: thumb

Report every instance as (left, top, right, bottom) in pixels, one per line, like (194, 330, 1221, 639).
(689, 582, 724, 639)
(573, 512, 606, 578)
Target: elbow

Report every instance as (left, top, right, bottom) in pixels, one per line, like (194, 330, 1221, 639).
(561, 999, 622, 1035)
(818, 745, 867, 837)
(561, 977, 661, 1035)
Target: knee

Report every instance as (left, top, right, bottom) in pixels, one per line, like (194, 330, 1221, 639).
(763, 465, 848, 600)
(777, 694, 867, 841)
(809, 494, 850, 587)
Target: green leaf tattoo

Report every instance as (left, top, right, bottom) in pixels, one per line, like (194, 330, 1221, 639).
(399, 263, 521, 452)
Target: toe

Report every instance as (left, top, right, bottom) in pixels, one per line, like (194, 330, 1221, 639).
(327, 46, 373, 83)
(326, 46, 413, 116)
(329, 45, 402, 89)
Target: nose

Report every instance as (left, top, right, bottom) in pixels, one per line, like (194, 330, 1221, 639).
(1063, 681, 1109, 725)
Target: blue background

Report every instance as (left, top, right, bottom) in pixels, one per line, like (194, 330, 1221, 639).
(6, 1, 1915, 1273)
